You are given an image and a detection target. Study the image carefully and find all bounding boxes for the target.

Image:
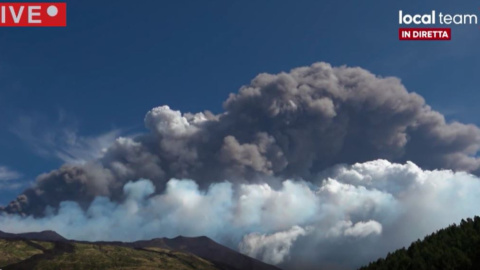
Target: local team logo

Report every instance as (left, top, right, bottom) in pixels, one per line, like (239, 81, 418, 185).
(398, 10, 478, 41)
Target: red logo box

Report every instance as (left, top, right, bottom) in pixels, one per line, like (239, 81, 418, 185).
(399, 28, 451, 41)
(0, 2, 66, 27)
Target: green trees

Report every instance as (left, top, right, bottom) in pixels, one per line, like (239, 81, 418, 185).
(360, 217, 480, 270)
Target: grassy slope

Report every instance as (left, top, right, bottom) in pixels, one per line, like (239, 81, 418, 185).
(1, 240, 222, 270)
(35, 244, 222, 270)
(0, 239, 53, 267)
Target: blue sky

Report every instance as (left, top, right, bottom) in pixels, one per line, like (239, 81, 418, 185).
(0, 0, 479, 204)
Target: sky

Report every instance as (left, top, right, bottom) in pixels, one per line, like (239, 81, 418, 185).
(1, 1, 480, 268)
(1, 0, 479, 203)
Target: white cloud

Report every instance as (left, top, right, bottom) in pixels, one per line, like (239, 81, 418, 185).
(239, 226, 312, 264)
(0, 166, 21, 190)
(0, 166, 20, 181)
(53, 129, 123, 164)
(10, 113, 122, 164)
(326, 220, 382, 238)
(344, 220, 382, 237)
(2, 160, 480, 269)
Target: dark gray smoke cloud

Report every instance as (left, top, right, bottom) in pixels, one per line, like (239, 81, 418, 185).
(2, 62, 480, 216)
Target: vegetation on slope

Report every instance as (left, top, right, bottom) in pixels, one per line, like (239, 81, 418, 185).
(0, 239, 54, 267)
(1, 240, 223, 270)
(360, 216, 480, 270)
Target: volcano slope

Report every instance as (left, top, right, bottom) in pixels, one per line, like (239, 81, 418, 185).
(0, 230, 281, 270)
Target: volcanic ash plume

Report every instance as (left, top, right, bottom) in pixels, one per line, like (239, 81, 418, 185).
(3, 62, 480, 216)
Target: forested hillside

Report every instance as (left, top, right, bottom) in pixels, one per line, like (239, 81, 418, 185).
(360, 216, 480, 270)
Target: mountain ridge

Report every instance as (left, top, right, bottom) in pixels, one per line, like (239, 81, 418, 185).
(0, 230, 66, 242)
(0, 230, 281, 270)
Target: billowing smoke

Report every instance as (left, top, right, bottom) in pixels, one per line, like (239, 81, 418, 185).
(2, 62, 480, 268)
(3, 62, 480, 217)
(239, 226, 313, 265)
(1, 160, 480, 269)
